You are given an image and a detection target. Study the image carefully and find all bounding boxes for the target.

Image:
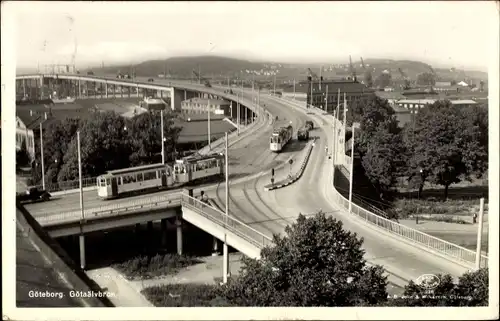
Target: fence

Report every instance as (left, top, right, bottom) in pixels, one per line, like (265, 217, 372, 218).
(330, 167, 489, 268)
(180, 194, 273, 250)
(37, 193, 182, 226)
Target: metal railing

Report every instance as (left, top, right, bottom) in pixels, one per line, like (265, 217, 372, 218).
(329, 171, 489, 268)
(37, 193, 182, 226)
(180, 194, 273, 249)
(29, 177, 97, 193)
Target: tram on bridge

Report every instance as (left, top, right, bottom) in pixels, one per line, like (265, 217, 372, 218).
(270, 121, 293, 152)
(97, 153, 224, 200)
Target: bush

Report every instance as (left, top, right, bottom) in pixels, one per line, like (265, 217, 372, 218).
(142, 284, 232, 307)
(112, 254, 202, 280)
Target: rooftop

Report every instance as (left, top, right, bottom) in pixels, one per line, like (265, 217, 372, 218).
(281, 80, 374, 95)
(183, 97, 229, 105)
(173, 118, 236, 144)
(375, 91, 407, 100)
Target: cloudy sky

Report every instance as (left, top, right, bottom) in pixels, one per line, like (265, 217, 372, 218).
(10, 1, 498, 71)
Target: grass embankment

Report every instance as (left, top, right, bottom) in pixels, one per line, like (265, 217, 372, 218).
(392, 198, 487, 224)
(142, 283, 232, 307)
(112, 254, 202, 280)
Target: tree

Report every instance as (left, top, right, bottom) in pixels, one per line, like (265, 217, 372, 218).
(375, 72, 392, 88)
(405, 100, 488, 199)
(384, 268, 488, 306)
(417, 72, 436, 86)
(126, 111, 181, 166)
(364, 71, 373, 88)
(16, 138, 31, 167)
(361, 124, 407, 194)
(57, 112, 133, 181)
(220, 212, 388, 306)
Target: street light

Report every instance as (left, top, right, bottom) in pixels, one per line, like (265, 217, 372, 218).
(39, 123, 45, 190)
(161, 110, 165, 164)
(223, 132, 229, 284)
(348, 122, 361, 214)
(77, 131, 86, 270)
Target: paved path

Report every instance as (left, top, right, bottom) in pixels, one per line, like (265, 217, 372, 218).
(86, 267, 153, 307)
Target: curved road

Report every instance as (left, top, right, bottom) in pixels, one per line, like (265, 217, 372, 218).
(207, 95, 470, 286)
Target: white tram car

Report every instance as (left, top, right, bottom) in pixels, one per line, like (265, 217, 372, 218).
(97, 153, 225, 200)
(270, 124, 293, 152)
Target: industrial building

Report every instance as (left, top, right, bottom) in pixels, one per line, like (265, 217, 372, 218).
(281, 79, 375, 113)
(395, 99, 478, 113)
(180, 98, 231, 116)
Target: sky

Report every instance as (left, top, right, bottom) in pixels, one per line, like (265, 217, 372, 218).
(9, 1, 498, 71)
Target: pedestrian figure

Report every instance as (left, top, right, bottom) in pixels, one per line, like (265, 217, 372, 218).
(473, 212, 477, 224)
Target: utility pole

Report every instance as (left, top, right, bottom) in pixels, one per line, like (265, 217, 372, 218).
(332, 110, 337, 185)
(207, 99, 211, 150)
(77, 131, 86, 270)
(348, 123, 359, 213)
(39, 123, 45, 190)
(293, 78, 296, 100)
(223, 132, 229, 283)
(273, 74, 276, 95)
(161, 110, 165, 164)
(475, 198, 485, 270)
(325, 85, 329, 112)
(237, 93, 240, 136)
(319, 66, 322, 91)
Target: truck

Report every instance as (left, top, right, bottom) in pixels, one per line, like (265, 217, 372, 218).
(305, 120, 314, 131)
(16, 187, 51, 204)
(297, 127, 310, 141)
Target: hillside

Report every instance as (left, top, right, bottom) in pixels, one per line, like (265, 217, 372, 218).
(68, 55, 488, 84)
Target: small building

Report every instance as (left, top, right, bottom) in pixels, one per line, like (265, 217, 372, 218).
(16, 116, 36, 161)
(395, 98, 478, 113)
(435, 81, 452, 87)
(181, 98, 231, 117)
(139, 97, 168, 111)
(374, 91, 406, 107)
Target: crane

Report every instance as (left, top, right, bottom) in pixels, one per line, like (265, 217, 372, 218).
(398, 68, 411, 90)
(348, 56, 357, 82)
(360, 57, 373, 87)
(192, 70, 212, 88)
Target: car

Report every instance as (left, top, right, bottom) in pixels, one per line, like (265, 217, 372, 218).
(16, 187, 51, 204)
(148, 78, 154, 82)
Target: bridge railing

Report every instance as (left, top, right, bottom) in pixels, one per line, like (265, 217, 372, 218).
(329, 168, 489, 268)
(180, 194, 273, 249)
(37, 193, 182, 226)
(28, 177, 97, 193)
(275, 95, 489, 268)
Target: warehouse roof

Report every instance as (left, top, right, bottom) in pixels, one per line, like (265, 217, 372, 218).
(173, 118, 236, 144)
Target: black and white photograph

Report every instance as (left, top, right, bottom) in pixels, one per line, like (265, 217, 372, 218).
(2, 1, 498, 320)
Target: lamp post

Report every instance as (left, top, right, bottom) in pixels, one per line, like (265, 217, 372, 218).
(348, 122, 360, 214)
(39, 123, 45, 190)
(223, 132, 229, 283)
(475, 197, 485, 270)
(77, 131, 86, 269)
(207, 99, 211, 151)
(161, 110, 165, 164)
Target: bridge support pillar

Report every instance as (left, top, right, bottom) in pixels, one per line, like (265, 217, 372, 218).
(79, 234, 86, 270)
(223, 241, 229, 283)
(113, 84, 116, 98)
(184, 90, 187, 101)
(161, 219, 168, 247)
(212, 237, 220, 256)
(105, 83, 108, 98)
(175, 216, 183, 255)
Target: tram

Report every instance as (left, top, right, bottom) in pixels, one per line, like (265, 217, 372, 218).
(96, 153, 225, 200)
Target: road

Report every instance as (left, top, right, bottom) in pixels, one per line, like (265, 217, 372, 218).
(207, 96, 470, 286)
(25, 75, 470, 285)
(25, 85, 310, 219)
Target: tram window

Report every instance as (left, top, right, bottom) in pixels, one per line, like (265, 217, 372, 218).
(106, 178, 111, 185)
(136, 173, 144, 182)
(144, 171, 156, 180)
(117, 177, 122, 185)
(99, 178, 106, 187)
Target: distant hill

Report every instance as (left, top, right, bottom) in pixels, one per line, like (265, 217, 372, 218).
(93, 55, 269, 78)
(65, 55, 489, 84)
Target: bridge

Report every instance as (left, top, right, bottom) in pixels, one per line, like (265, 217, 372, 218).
(15, 73, 488, 303)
